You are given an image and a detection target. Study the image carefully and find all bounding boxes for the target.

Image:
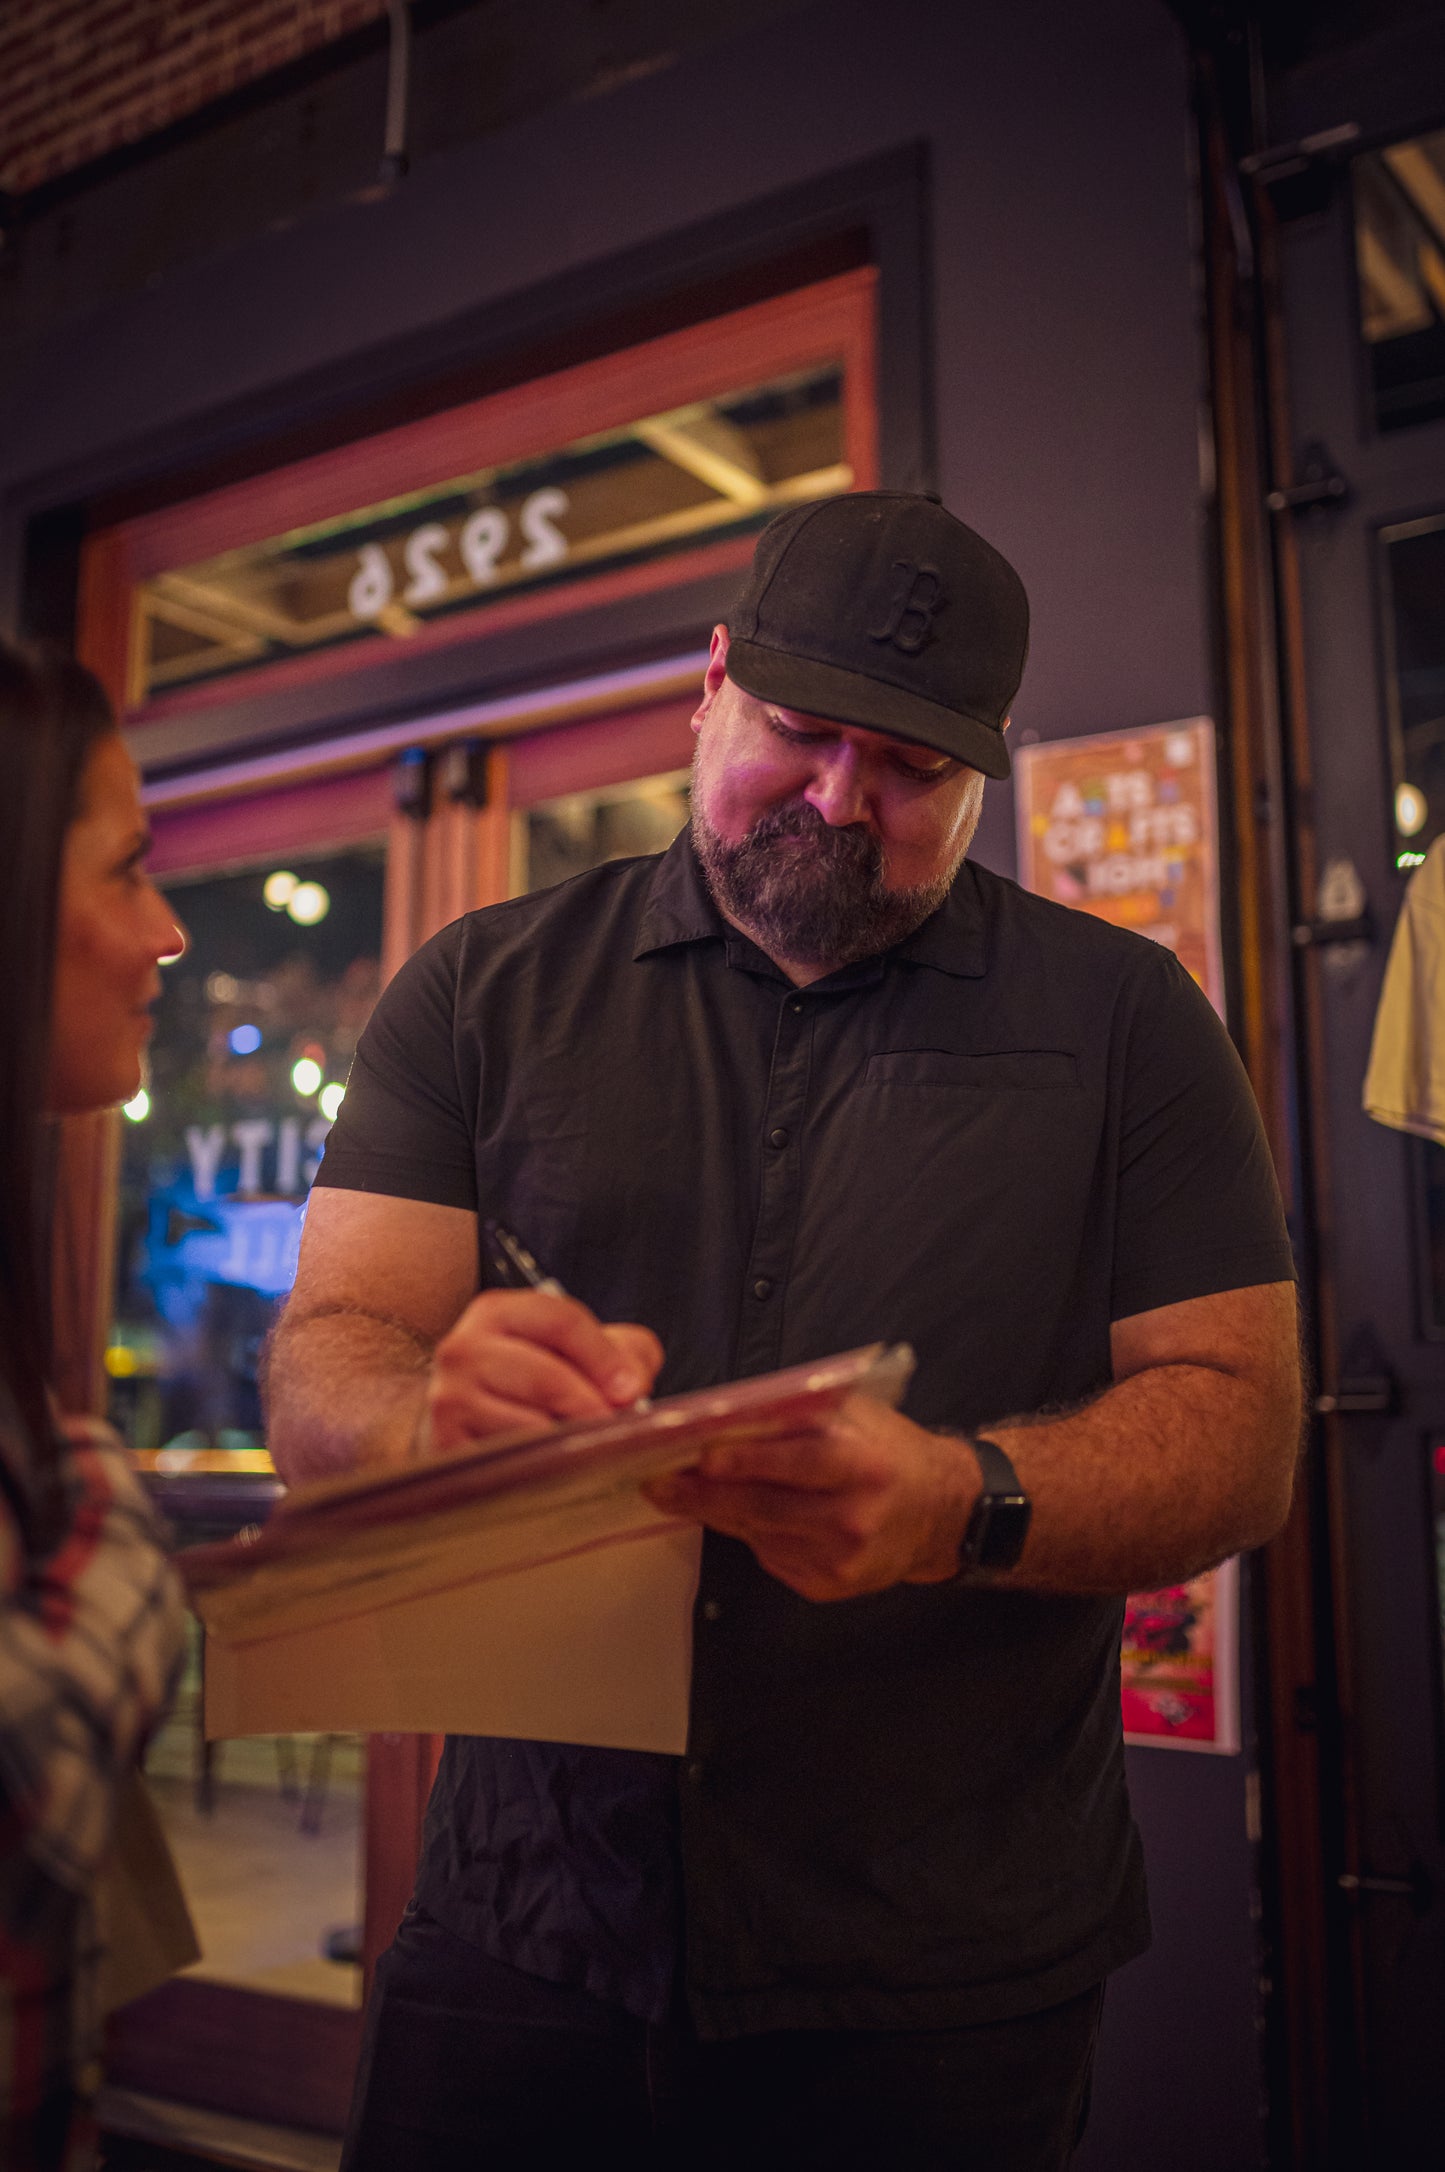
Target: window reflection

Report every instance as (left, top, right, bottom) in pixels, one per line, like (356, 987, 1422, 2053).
(1355, 129, 1445, 433)
(114, 841, 383, 2007)
(1381, 515, 1445, 869)
(109, 846, 383, 1451)
(516, 771, 692, 894)
(138, 363, 849, 697)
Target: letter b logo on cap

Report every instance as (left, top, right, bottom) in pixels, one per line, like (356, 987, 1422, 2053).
(870, 560, 945, 655)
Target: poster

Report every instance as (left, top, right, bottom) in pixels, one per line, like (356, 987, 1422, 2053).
(1118, 1558, 1240, 1754)
(1014, 716, 1225, 1017)
(1015, 718, 1239, 1751)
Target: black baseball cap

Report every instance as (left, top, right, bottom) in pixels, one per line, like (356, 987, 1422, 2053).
(724, 491, 1029, 781)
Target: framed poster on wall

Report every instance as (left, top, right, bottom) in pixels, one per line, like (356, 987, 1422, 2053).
(1117, 1558, 1241, 1753)
(1014, 715, 1225, 1016)
(1015, 717, 1240, 1752)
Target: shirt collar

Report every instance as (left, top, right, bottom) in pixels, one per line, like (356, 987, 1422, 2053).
(633, 829, 988, 980)
(633, 830, 724, 959)
(891, 863, 988, 978)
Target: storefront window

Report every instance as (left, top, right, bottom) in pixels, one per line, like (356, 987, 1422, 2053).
(1385, 518, 1445, 1345)
(112, 840, 384, 2005)
(109, 843, 384, 1448)
(1355, 128, 1445, 432)
(137, 362, 848, 699)
(515, 769, 692, 894)
(1381, 512, 1445, 868)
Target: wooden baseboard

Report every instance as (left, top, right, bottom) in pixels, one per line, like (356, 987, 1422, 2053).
(105, 1978, 360, 2137)
(98, 2084, 342, 2170)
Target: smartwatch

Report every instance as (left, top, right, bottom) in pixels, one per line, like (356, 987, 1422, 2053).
(956, 1434, 1031, 1572)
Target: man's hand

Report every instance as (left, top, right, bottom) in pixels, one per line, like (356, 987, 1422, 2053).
(423, 1289, 664, 1455)
(643, 1394, 978, 1602)
(266, 1189, 669, 1480)
(643, 1282, 1303, 1603)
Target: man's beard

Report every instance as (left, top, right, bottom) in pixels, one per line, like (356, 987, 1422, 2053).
(691, 798, 964, 972)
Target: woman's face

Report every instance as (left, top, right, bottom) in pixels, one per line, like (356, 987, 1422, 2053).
(47, 732, 187, 1114)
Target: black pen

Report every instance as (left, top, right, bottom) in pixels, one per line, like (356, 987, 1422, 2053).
(483, 1220, 652, 1411)
(484, 1219, 567, 1296)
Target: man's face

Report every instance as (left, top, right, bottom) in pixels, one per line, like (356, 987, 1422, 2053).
(689, 625, 990, 973)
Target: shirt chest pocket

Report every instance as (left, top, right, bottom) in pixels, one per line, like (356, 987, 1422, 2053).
(799, 1045, 1095, 1339)
(844, 1051, 1084, 1198)
(862, 1050, 1080, 1093)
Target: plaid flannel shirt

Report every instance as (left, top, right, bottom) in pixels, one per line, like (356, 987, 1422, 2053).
(0, 1397, 185, 2169)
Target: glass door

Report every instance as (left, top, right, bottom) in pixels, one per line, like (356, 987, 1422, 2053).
(1272, 120, 1445, 2164)
(115, 840, 385, 2014)
(103, 776, 394, 2133)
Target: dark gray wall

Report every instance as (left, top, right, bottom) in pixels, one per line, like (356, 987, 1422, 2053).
(0, 4, 1264, 2164)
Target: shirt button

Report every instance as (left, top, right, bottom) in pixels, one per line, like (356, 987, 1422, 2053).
(789, 999, 804, 1013)
(686, 1759, 705, 1784)
(752, 1277, 773, 1300)
(768, 1127, 789, 1148)
(702, 1598, 722, 1622)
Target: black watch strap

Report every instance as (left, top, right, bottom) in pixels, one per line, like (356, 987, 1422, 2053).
(957, 1433, 1032, 1573)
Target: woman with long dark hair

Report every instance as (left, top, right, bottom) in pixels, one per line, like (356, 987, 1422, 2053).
(0, 640, 188, 2168)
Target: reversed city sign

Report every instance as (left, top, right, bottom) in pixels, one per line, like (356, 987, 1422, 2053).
(135, 364, 849, 699)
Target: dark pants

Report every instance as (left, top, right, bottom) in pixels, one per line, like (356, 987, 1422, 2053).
(342, 1909, 1104, 2172)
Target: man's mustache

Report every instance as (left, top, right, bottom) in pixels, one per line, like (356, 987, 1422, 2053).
(743, 802, 882, 874)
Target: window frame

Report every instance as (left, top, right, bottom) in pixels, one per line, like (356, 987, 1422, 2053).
(81, 269, 878, 742)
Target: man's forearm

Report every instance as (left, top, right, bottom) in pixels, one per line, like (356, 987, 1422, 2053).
(648, 1287, 1302, 1604)
(263, 1309, 434, 1484)
(983, 1359, 1301, 1594)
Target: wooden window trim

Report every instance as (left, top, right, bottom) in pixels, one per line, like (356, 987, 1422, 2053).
(507, 695, 697, 809)
(136, 654, 708, 812)
(122, 536, 748, 734)
(147, 763, 393, 878)
(80, 268, 878, 729)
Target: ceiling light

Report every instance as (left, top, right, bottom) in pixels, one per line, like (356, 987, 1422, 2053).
(1395, 782, 1428, 836)
(287, 881, 330, 926)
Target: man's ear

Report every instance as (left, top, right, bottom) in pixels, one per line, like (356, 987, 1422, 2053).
(1000, 712, 1011, 735)
(692, 625, 730, 733)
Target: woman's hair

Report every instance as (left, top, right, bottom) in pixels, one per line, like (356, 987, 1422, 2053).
(0, 640, 116, 1521)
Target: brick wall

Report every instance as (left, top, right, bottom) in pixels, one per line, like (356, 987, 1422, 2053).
(0, 0, 392, 195)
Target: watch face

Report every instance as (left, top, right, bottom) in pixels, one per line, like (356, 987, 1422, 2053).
(975, 1494, 1032, 1570)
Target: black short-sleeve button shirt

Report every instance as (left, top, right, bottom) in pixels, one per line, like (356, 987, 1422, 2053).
(315, 834, 1294, 2037)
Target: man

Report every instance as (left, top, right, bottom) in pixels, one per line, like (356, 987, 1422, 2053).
(267, 492, 1301, 2171)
